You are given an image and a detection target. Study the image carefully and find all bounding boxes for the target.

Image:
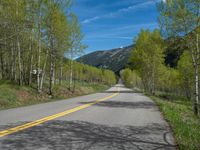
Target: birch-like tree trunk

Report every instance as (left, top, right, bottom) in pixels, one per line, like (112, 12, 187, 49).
(39, 48, 48, 91)
(69, 59, 73, 91)
(194, 33, 199, 115)
(28, 28, 34, 85)
(0, 45, 4, 79)
(16, 0, 23, 86)
(49, 35, 55, 96)
(37, 5, 42, 93)
(59, 63, 63, 85)
(17, 35, 22, 86)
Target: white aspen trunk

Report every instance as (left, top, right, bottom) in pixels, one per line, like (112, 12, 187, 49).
(69, 59, 73, 91)
(52, 60, 55, 86)
(49, 35, 55, 96)
(49, 52, 53, 96)
(17, 35, 22, 86)
(152, 63, 156, 95)
(11, 42, 17, 81)
(11, 43, 14, 80)
(0, 45, 4, 79)
(69, 48, 74, 91)
(59, 64, 63, 85)
(29, 28, 34, 85)
(14, 43, 17, 81)
(194, 65, 199, 115)
(0, 51, 2, 79)
(29, 55, 33, 85)
(39, 49, 48, 91)
(37, 6, 41, 93)
(16, 0, 22, 86)
(194, 33, 199, 116)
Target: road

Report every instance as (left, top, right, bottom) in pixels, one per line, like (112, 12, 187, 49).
(0, 84, 177, 150)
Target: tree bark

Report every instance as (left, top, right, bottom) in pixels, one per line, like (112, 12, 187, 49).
(49, 36, 55, 96)
(194, 65, 199, 115)
(37, 6, 41, 93)
(194, 33, 199, 116)
(49, 52, 53, 96)
(0, 46, 4, 79)
(39, 48, 48, 91)
(59, 63, 63, 85)
(16, 0, 22, 86)
(69, 59, 73, 91)
(28, 28, 34, 85)
(17, 35, 22, 86)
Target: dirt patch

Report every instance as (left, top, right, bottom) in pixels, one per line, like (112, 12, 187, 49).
(17, 90, 30, 102)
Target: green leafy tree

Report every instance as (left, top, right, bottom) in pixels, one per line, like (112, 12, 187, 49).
(157, 0, 200, 115)
(45, 0, 70, 95)
(178, 51, 194, 100)
(67, 14, 86, 91)
(0, 0, 115, 97)
(129, 29, 165, 94)
(120, 69, 132, 87)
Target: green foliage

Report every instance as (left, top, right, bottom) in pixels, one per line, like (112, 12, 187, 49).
(120, 68, 132, 87)
(158, 66, 181, 93)
(71, 60, 116, 86)
(0, 0, 115, 96)
(0, 80, 108, 110)
(177, 51, 194, 99)
(157, 0, 200, 115)
(164, 37, 186, 67)
(77, 45, 133, 73)
(157, 0, 200, 37)
(152, 95, 200, 150)
(120, 69, 141, 88)
(129, 29, 165, 93)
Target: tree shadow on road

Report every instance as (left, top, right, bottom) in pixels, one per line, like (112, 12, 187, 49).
(0, 120, 177, 150)
(100, 89, 143, 93)
(80, 101, 157, 109)
(100, 90, 136, 93)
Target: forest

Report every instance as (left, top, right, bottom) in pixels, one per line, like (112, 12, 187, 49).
(121, 0, 200, 116)
(0, 0, 199, 149)
(0, 0, 116, 98)
(120, 1, 200, 148)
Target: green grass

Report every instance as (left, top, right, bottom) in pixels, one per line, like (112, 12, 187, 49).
(0, 80, 109, 110)
(150, 94, 200, 150)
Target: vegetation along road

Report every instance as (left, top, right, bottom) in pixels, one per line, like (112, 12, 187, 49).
(0, 84, 177, 150)
(1, 0, 200, 149)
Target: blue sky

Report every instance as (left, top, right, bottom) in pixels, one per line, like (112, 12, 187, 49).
(72, 0, 163, 54)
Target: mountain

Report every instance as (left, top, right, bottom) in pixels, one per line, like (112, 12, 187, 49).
(77, 45, 134, 73)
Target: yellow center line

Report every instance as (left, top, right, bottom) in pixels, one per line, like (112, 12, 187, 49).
(0, 89, 119, 138)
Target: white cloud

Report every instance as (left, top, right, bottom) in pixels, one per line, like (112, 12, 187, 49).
(81, 0, 159, 24)
(83, 22, 158, 41)
(118, 1, 155, 12)
(82, 16, 100, 24)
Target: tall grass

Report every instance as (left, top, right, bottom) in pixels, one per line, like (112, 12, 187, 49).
(151, 95, 200, 150)
(0, 80, 108, 110)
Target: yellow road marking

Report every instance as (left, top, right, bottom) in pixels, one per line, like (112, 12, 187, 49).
(0, 91, 119, 138)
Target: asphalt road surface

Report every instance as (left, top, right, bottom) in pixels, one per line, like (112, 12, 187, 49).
(0, 84, 177, 150)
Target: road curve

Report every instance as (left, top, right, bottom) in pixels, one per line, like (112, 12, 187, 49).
(0, 84, 177, 150)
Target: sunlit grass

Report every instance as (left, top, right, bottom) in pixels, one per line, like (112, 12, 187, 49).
(151, 95, 200, 150)
(0, 80, 108, 110)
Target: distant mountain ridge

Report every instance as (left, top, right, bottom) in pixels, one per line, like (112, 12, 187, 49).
(77, 45, 134, 73)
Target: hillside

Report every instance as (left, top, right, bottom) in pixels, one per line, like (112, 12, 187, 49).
(77, 45, 134, 73)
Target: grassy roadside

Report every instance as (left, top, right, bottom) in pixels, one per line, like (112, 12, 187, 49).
(0, 80, 108, 110)
(150, 94, 200, 150)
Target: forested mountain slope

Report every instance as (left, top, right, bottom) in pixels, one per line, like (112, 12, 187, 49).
(77, 38, 185, 73)
(77, 45, 134, 73)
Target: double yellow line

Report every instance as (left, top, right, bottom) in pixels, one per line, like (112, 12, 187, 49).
(0, 91, 119, 138)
